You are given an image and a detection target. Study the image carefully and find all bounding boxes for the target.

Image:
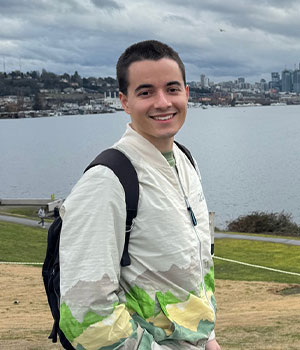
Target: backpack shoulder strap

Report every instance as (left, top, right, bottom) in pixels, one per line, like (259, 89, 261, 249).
(174, 141, 196, 169)
(84, 148, 139, 267)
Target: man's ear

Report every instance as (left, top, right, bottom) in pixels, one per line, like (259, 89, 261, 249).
(119, 92, 130, 114)
(185, 84, 189, 100)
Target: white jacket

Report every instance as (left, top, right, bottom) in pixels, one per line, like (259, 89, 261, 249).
(59, 124, 216, 350)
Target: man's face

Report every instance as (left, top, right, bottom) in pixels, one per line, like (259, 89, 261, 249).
(119, 58, 189, 152)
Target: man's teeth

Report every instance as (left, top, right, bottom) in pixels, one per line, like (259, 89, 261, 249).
(151, 114, 174, 121)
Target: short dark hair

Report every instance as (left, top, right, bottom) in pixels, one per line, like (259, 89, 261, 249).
(116, 40, 186, 95)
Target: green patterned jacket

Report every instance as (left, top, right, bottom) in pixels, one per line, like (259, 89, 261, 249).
(59, 125, 217, 350)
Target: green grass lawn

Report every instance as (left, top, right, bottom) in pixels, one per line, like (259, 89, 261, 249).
(0, 206, 40, 219)
(214, 237, 300, 284)
(0, 220, 47, 264)
(1, 219, 300, 285)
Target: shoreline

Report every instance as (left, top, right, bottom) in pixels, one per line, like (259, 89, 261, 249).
(1, 102, 300, 120)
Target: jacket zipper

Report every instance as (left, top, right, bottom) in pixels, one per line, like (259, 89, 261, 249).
(174, 166, 216, 323)
(174, 166, 197, 227)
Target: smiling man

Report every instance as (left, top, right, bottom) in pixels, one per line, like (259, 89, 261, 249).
(59, 40, 221, 350)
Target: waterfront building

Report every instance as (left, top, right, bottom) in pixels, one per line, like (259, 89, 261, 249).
(260, 79, 268, 91)
(271, 72, 280, 81)
(200, 74, 209, 88)
(281, 70, 293, 92)
(293, 69, 300, 93)
(200, 74, 205, 88)
(270, 72, 281, 90)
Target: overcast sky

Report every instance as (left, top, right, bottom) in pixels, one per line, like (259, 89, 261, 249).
(1, 0, 300, 83)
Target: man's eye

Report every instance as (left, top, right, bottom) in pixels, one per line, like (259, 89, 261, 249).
(169, 87, 180, 93)
(138, 91, 149, 96)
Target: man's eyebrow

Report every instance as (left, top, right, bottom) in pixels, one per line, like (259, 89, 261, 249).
(134, 81, 183, 94)
(135, 84, 153, 94)
(166, 81, 182, 86)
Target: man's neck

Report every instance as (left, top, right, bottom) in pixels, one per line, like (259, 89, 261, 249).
(150, 137, 174, 153)
(128, 123, 174, 152)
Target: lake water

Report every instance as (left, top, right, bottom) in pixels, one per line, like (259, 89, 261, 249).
(1, 105, 299, 228)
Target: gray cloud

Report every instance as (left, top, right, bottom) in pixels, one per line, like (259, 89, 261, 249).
(0, 0, 80, 16)
(163, 14, 192, 25)
(90, 0, 123, 10)
(0, 0, 300, 82)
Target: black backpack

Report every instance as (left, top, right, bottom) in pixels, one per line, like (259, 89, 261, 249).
(42, 142, 195, 349)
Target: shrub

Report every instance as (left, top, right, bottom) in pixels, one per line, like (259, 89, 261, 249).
(227, 211, 300, 236)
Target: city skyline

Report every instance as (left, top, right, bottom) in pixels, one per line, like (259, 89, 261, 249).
(196, 62, 300, 85)
(1, 1, 300, 83)
(2, 61, 300, 87)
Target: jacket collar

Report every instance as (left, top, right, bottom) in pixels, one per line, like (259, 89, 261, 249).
(114, 124, 184, 169)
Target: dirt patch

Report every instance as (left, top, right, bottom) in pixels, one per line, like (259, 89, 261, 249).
(0, 264, 60, 350)
(214, 280, 300, 349)
(1, 264, 300, 350)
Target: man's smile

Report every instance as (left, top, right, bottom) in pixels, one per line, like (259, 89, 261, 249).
(149, 112, 176, 121)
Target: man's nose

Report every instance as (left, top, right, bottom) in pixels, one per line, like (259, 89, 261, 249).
(154, 90, 171, 109)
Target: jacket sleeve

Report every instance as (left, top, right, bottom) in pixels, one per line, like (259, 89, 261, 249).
(59, 165, 141, 350)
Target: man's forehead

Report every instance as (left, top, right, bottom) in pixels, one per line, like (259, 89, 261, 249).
(128, 58, 181, 71)
(127, 58, 184, 85)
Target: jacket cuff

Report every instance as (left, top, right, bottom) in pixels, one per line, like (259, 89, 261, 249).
(208, 330, 215, 342)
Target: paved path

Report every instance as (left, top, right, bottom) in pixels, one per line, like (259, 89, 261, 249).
(0, 215, 51, 229)
(215, 232, 300, 246)
(1, 215, 300, 246)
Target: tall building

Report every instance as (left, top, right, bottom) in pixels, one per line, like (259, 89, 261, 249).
(271, 72, 280, 82)
(293, 69, 300, 93)
(260, 79, 268, 91)
(281, 70, 293, 92)
(199, 74, 210, 88)
(200, 74, 205, 88)
(270, 72, 281, 90)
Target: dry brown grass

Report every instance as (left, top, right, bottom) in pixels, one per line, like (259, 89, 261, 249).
(214, 280, 300, 349)
(0, 264, 299, 350)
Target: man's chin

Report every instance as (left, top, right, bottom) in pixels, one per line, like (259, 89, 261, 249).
(157, 130, 179, 140)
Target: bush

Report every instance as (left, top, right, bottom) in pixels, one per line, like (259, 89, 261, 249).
(227, 211, 300, 236)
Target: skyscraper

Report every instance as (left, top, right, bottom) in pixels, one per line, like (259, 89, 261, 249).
(281, 70, 293, 92)
(270, 72, 281, 90)
(293, 69, 300, 93)
(200, 74, 205, 88)
(271, 72, 280, 82)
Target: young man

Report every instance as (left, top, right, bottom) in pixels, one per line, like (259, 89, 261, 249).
(59, 40, 220, 350)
